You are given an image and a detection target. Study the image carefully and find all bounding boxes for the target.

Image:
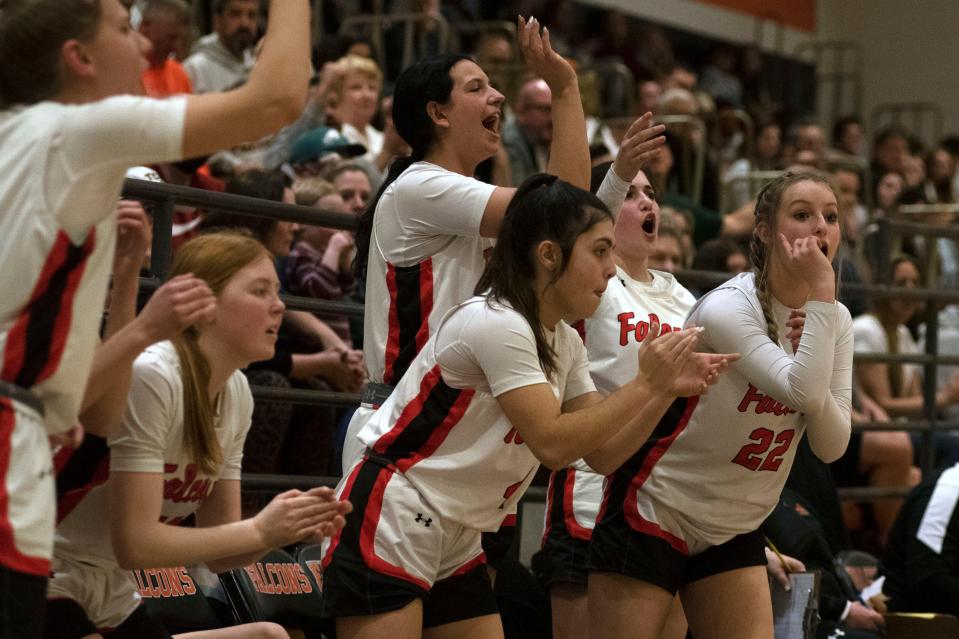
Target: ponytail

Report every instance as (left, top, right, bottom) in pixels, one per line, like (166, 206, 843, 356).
(353, 155, 418, 280)
(172, 331, 222, 475)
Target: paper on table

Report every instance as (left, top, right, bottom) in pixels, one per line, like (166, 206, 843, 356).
(771, 571, 820, 639)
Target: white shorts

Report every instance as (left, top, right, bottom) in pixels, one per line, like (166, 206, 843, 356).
(47, 556, 141, 629)
(0, 398, 55, 576)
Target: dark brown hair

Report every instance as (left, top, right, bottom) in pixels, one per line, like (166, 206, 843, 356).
(0, 0, 102, 107)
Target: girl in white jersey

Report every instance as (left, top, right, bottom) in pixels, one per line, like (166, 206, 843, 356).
(0, 0, 312, 634)
(539, 163, 697, 639)
(47, 233, 351, 639)
(587, 171, 854, 639)
(342, 19, 666, 473)
(322, 175, 732, 639)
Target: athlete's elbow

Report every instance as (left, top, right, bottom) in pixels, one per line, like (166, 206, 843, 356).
(809, 433, 850, 464)
(113, 542, 144, 570)
(532, 446, 573, 472)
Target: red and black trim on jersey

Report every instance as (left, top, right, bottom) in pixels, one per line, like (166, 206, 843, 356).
(596, 395, 699, 555)
(371, 364, 474, 472)
(542, 468, 593, 546)
(53, 434, 110, 524)
(383, 259, 434, 386)
(2, 229, 96, 389)
(0, 399, 51, 576)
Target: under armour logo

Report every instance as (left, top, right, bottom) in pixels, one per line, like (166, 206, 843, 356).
(414, 513, 432, 527)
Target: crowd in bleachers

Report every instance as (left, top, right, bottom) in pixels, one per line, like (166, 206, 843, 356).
(4, 0, 959, 636)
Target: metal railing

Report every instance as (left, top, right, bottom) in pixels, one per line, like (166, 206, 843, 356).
(124, 178, 959, 506)
(793, 40, 864, 133)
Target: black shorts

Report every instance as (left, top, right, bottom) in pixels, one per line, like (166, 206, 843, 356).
(537, 468, 591, 588)
(0, 565, 47, 639)
(588, 500, 767, 595)
(321, 459, 499, 627)
(44, 601, 171, 639)
(830, 431, 865, 487)
(481, 517, 517, 572)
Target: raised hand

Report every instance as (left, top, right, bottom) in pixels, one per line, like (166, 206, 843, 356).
(517, 15, 576, 93)
(135, 274, 217, 343)
(778, 233, 835, 291)
(612, 112, 667, 182)
(113, 200, 152, 277)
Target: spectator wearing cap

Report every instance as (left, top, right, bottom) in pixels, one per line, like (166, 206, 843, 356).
(183, 0, 257, 93)
(289, 126, 366, 179)
(139, 0, 193, 97)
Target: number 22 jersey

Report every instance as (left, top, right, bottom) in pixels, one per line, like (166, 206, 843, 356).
(613, 272, 853, 552)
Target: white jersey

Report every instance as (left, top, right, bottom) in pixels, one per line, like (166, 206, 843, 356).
(50, 341, 251, 626)
(853, 313, 920, 395)
(621, 272, 853, 553)
(554, 267, 695, 536)
(0, 96, 185, 575)
(356, 297, 594, 531)
(362, 162, 496, 387)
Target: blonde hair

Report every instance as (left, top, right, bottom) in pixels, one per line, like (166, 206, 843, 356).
(292, 177, 338, 207)
(168, 233, 273, 474)
(326, 54, 383, 108)
(750, 171, 840, 345)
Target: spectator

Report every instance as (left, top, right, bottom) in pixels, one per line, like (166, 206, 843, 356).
(722, 119, 782, 211)
(783, 117, 826, 169)
(656, 87, 721, 210)
(326, 161, 374, 216)
(698, 44, 743, 108)
(502, 77, 553, 186)
(323, 55, 400, 175)
(833, 115, 866, 158)
(881, 462, 959, 617)
(648, 223, 686, 274)
(139, 0, 193, 97)
(920, 146, 957, 204)
(832, 165, 871, 317)
(287, 178, 356, 344)
(870, 126, 910, 191)
(691, 238, 748, 274)
(288, 126, 365, 179)
(635, 79, 661, 118)
(853, 255, 955, 418)
(184, 0, 258, 93)
(873, 169, 905, 219)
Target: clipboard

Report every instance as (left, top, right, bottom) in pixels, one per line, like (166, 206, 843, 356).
(770, 570, 820, 639)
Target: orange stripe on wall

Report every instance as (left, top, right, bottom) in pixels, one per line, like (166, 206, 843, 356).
(696, 0, 815, 32)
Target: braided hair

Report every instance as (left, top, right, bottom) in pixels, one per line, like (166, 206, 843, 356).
(749, 170, 839, 345)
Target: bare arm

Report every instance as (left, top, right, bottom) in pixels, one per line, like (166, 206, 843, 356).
(518, 17, 589, 190)
(477, 16, 590, 238)
(496, 329, 707, 470)
(80, 275, 216, 437)
(180, 0, 311, 159)
(567, 350, 735, 475)
(856, 363, 959, 417)
(110, 472, 347, 571)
